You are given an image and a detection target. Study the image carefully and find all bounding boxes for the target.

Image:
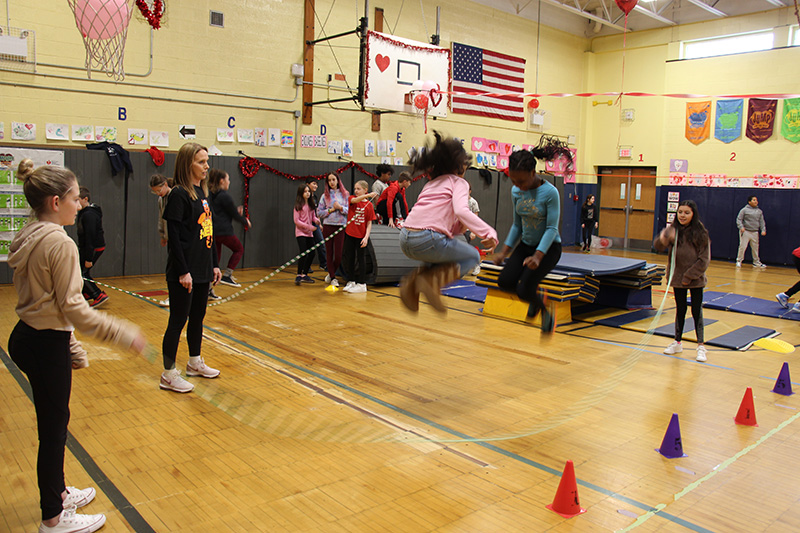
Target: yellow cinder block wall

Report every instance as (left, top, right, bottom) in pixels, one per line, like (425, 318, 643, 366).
(0, 0, 589, 171)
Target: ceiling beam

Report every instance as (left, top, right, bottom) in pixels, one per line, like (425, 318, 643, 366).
(685, 0, 727, 17)
(764, 0, 786, 6)
(633, 4, 677, 26)
(539, 0, 628, 32)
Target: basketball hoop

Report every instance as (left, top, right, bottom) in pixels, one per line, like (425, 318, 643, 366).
(408, 80, 442, 134)
(67, 0, 134, 80)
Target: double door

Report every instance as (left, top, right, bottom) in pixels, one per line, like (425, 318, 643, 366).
(598, 167, 657, 249)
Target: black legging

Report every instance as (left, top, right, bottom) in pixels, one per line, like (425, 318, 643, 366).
(581, 223, 593, 249)
(497, 242, 562, 318)
(296, 236, 315, 275)
(673, 287, 704, 343)
(162, 280, 210, 369)
(9, 321, 72, 521)
(785, 256, 800, 297)
(343, 234, 366, 284)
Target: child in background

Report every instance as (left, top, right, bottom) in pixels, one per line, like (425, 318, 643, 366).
(375, 171, 412, 228)
(149, 174, 172, 307)
(372, 163, 394, 198)
(77, 187, 108, 308)
(580, 194, 598, 252)
(776, 246, 800, 312)
(305, 176, 327, 273)
(293, 183, 319, 285)
(208, 169, 251, 288)
(399, 132, 498, 313)
(343, 180, 377, 293)
(8, 160, 145, 533)
(317, 173, 349, 287)
(654, 199, 710, 362)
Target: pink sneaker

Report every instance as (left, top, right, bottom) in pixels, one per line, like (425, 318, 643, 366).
(159, 369, 194, 393)
(186, 357, 220, 378)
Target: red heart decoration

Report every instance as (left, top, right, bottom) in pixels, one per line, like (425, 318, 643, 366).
(615, 0, 638, 15)
(429, 86, 442, 108)
(135, 0, 164, 30)
(375, 54, 390, 72)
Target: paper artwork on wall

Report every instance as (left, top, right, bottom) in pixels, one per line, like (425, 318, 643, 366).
(484, 139, 499, 153)
(343, 140, 353, 157)
(667, 192, 680, 202)
(670, 159, 688, 173)
(387, 140, 396, 157)
(280, 130, 294, 147)
(0, 122, 4, 140)
(377, 140, 387, 156)
(488, 154, 497, 167)
(268, 128, 280, 146)
(328, 141, 342, 154)
(207, 145, 223, 156)
(471, 137, 485, 152)
(255, 128, 266, 147)
(12, 122, 36, 141)
(238, 129, 254, 143)
(72, 125, 93, 141)
(45, 124, 69, 141)
(95, 126, 117, 142)
(217, 128, 234, 142)
(666, 213, 676, 223)
(394, 157, 404, 166)
(149, 131, 169, 147)
(498, 142, 512, 156)
(667, 202, 678, 212)
(365, 140, 376, 157)
(127, 128, 148, 145)
(475, 152, 488, 166)
(381, 156, 391, 164)
(497, 156, 509, 171)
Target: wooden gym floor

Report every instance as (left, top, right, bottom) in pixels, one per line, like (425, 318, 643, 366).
(2, 247, 799, 532)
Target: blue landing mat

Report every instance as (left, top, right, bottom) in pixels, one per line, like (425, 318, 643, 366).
(703, 291, 800, 321)
(651, 318, 718, 337)
(440, 281, 487, 303)
(595, 309, 658, 327)
(555, 253, 646, 276)
(706, 326, 777, 350)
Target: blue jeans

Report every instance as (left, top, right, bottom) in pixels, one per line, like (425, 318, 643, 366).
(399, 228, 480, 277)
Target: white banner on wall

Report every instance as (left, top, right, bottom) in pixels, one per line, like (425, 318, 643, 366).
(0, 146, 65, 169)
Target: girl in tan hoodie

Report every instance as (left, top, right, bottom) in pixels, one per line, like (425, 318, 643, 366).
(7, 160, 145, 533)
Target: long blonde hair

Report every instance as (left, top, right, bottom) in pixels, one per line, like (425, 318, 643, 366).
(174, 143, 208, 200)
(17, 159, 77, 217)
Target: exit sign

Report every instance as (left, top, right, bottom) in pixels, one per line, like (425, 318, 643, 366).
(619, 147, 632, 158)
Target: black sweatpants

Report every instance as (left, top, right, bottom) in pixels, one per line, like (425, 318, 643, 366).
(296, 236, 315, 275)
(785, 256, 800, 297)
(81, 249, 104, 300)
(9, 321, 72, 521)
(673, 287, 704, 343)
(162, 280, 210, 369)
(343, 234, 367, 284)
(497, 242, 562, 318)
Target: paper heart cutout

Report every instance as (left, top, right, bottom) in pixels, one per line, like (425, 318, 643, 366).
(25, 124, 33, 130)
(673, 160, 683, 171)
(375, 54, 390, 72)
(474, 140, 483, 149)
(429, 87, 442, 107)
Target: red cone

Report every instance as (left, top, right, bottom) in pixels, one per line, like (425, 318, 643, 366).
(546, 460, 587, 518)
(734, 387, 758, 426)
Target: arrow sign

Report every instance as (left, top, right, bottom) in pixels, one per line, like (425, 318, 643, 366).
(179, 125, 196, 139)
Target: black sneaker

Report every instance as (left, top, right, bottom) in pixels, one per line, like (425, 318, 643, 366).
(208, 289, 222, 301)
(540, 309, 555, 334)
(300, 275, 315, 284)
(295, 275, 303, 286)
(220, 275, 241, 288)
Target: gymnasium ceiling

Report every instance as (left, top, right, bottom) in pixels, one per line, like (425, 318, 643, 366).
(468, 0, 793, 37)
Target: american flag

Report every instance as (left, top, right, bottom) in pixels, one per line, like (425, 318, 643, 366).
(451, 42, 526, 122)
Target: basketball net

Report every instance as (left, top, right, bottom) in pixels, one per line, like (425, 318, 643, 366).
(67, 0, 135, 81)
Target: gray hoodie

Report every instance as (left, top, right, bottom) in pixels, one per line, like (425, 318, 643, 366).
(8, 221, 139, 365)
(736, 205, 765, 233)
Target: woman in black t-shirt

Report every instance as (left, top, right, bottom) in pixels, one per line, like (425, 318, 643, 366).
(160, 142, 222, 393)
(580, 195, 598, 252)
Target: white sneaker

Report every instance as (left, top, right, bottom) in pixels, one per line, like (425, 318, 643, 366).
(342, 281, 355, 292)
(754, 263, 766, 269)
(735, 261, 742, 268)
(792, 303, 800, 313)
(776, 292, 789, 308)
(472, 265, 481, 276)
(62, 486, 95, 509)
(348, 283, 367, 294)
(40, 506, 106, 533)
(158, 298, 169, 308)
(663, 341, 683, 355)
(159, 369, 194, 393)
(324, 274, 331, 284)
(186, 357, 220, 378)
(330, 278, 339, 288)
(696, 345, 707, 362)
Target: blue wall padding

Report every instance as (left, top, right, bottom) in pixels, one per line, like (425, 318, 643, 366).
(705, 326, 777, 350)
(655, 186, 799, 266)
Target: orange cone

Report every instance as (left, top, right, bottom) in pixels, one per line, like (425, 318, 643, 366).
(546, 460, 587, 518)
(734, 387, 758, 426)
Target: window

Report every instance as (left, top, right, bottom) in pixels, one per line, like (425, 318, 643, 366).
(791, 26, 800, 47)
(682, 31, 774, 60)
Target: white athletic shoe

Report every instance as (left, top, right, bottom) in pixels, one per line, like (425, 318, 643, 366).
(735, 261, 742, 268)
(324, 274, 331, 284)
(342, 281, 356, 292)
(159, 369, 194, 393)
(472, 265, 481, 276)
(663, 341, 683, 355)
(348, 283, 367, 294)
(62, 487, 95, 509)
(39, 506, 106, 533)
(696, 345, 707, 362)
(186, 357, 220, 378)
(776, 292, 789, 309)
(330, 278, 339, 288)
(158, 298, 170, 308)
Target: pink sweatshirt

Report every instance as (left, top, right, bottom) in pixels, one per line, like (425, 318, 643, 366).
(404, 174, 497, 241)
(293, 204, 319, 237)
